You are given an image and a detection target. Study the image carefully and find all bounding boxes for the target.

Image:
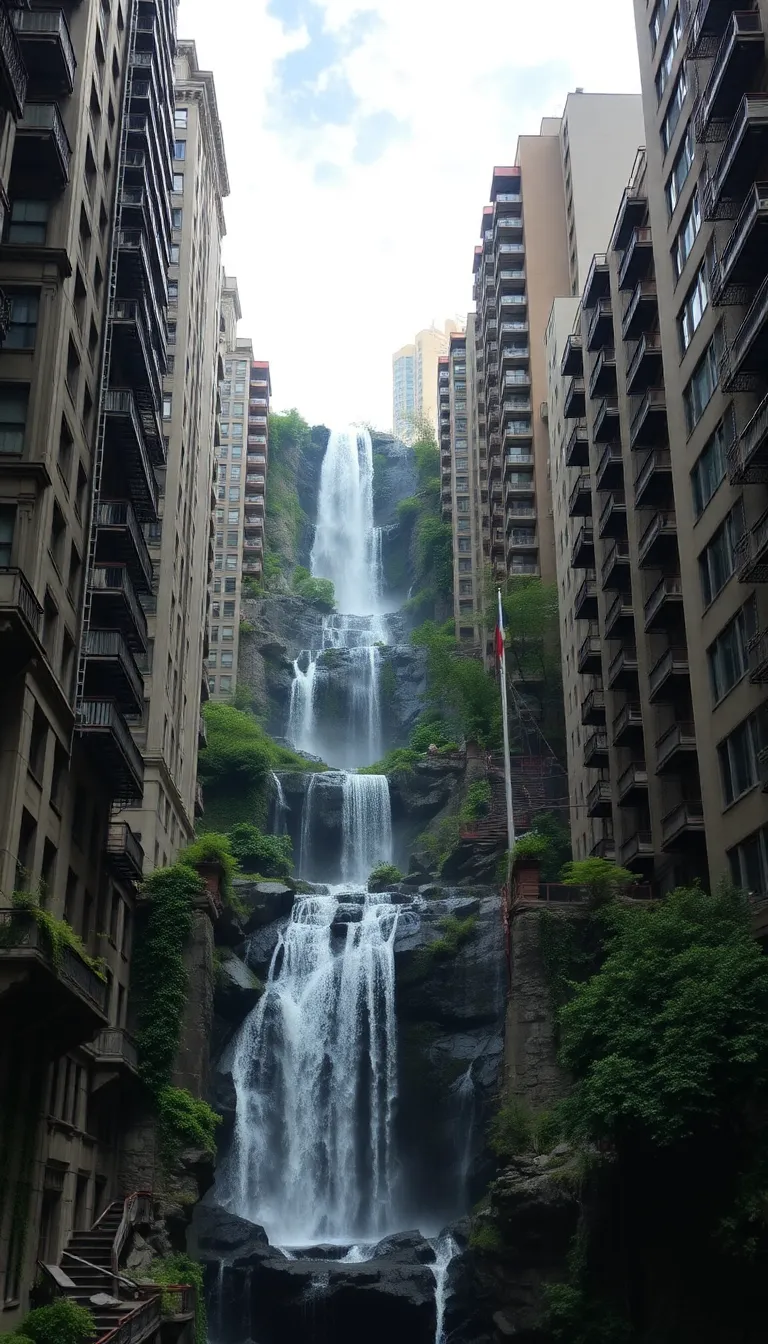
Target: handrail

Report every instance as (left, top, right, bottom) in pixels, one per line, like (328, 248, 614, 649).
(61, 1251, 140, 1298)
(93, 1295, 161, 1344)
(112, 1191, 153, 1276)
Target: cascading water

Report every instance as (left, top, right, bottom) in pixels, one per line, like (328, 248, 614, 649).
(224, 890, 401, 1247)
(341, 774, 392, 883)
(431, 1234, 460, 1344)
(310, 426, 382, 616)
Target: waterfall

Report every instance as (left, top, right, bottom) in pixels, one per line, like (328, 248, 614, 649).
(455, 1064, 476, 1205)
(310, 427, 380, 616)
(431, 1233, 460, 1344)
(299, 774, 318, 874)
(225, 891, 401, 1247)
(271, 771, 288, 835)
(341, 774, 392, 884)
(287, 651, 318, 756)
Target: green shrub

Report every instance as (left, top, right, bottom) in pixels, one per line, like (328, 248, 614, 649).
(488, 1098, 561, 1161)
(23, 1301, 94, 1344)
(368, 863, 403, 889)
(227, 822, 293, 878)
(179, 833, 240, 911)
(359, 748, 420, 776)
(462, 780, 492, 821)
(292, 565, 335, 611)
(431, 914, 477, 957)
(145, 1253, 206, 1344)
(542, 1281, 633, 1344)
(6, 890, 104, 979)
(133, 864, 201, 1095)
(157, 1086, 220, 1158)
(511, 833, 551, 864)
(559, 858, 637, 905)
(468, 1221, 506, 1254)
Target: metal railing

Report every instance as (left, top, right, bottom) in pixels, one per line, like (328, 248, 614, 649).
(569, 473, 592, 513)
(96, 501, 153, 590)
(89, 565, 148, 647)
(649, 644, 689, 696)
(18, 101, 72, 172)
(662, 800, 704, 842)
(618, 763, 648, 796)
(0, 910, 107, 1013)
(656, 721, 696, 767)
(0, 566, 43, 636)
(0, 1, 28, 115)
(639, 510, 676, 561)
(644, 574, 683, 625)
(77, 699, 144, 788)
(93, 1028, 139, 1071)
(618, 226, 653, 290)
(106, 821, 144, 875)
(612, 702, 643, 739)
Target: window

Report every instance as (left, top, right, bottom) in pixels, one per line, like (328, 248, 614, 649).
(233, 401, 244, 416)
(220, 422, 229, 437)
(209, 676, 216, 692)
(699, 500, 745, 605)
(173, 140, 186, 160)
(234, 380, 245, 394)
(174, 107, 188, 128)
(456, 497, 469, 513)
(459, 579, 473, 596)
(231, 443, 242, 459)
(222, 625, 234, 641)
(231, 423, 243, 438)
(228, 486, 240, 502)
(223, 600, 235, 617)
(691, 420, 727, 517)
(678, 263, 708, 353)
(672, 188, 701, 279)
(661, 67, 687, 153)
(170, 244, 180, 264)
(173, 173, 184, 193)
(458, 558, 472, 572)
(226, 530, 238, 547)
(224, 578, 236, 593)
(227, 509, 239, 524)
(171, 207, 182, 228)
(0, 385, 27, 455)
(684, 327, 722, 432)
(458, 538, 471, 553)
(729, 824, 768, 897)
(221, 651, 233, 668)
(7, 199, 48, 244)
(168, 280, 178, 300)
(230, 465, 241, 481)
(457, 518, 470, 532)
(220, 675, 232, 692)
(656, 8, 682, 101)
(225, 554, 237, 570)
(0, 504, 14, 564)
(162, 395, 172, 419)
(455, 476, 469, 490)
(666, 125, 694, 216)
(708, 598, 757, 702)
(718, 711, 765, 806)
(168, 321, 176, 344)
(650, 0, 669, 50)
(210, 625, 219, 643)
(6, 292, 39, 348)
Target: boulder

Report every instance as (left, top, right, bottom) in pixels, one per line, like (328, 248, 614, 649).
(214, 949, 263, 1027)
(235, 879, 294, 932)
(209, 1070, 237, 1133)
(192, 1201, 269, 1258)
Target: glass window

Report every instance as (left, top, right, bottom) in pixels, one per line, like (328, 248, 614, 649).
(234, 381, 245, 394)
(233, 402, 244, 416)
(656, 8, 682, 101)
(224, 578, 236, 593)
(5, 292, 38, 349)
(7, 200, 48, 245)
(457, 518, 470, 532)
(220, 422, 229, 437)
(0, 504, 14, 565)
(225, 554, 237, 570)
(684, 328, 722, 432)
(231, 423, 243, 438)
(173, 173, 184, 193)
(220, 675, 232, 691)
(174, 140, 186, 160)
(228, 486, 240, 502)
(458, 538, 471, 553)
(708, 598, 758, 702)
(729, 825, 768, 897)
(231, 443, 242, 459)
(661, 67, 687, 153)
(650, 0, 669, 50)
(221, 651, 234, 668)
(224, 601, 235, 617)
(170, 244, 180, 264)
(718, 712, 764, 806)
(171, 208, 183, 228)
(222, 626, 234, 641)
(162, 395, 172, 419)
(699, 500, 745, 605)
(0, 385, 29, 456)
(230, 465, 241, 481)
(226, 531, 238, 547)
(174, 108, 188, 128)
(227, 509, 239, 524)
(167, 321, 176, 344)
(691, 420, 727, 517)
(666, 125, 694, 216)
(210, 626, 219, 643)
(679, 262, 708, 353)
(672, 188, 701, 279)
(456, 497, 470, 513)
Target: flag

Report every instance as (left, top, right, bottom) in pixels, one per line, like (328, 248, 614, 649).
(494, 620, 504, 667)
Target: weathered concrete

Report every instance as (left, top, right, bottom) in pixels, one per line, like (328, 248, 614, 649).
(503, 909, 570, 1108)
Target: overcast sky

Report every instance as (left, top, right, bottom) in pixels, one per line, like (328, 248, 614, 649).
(177, 0, 642, 432)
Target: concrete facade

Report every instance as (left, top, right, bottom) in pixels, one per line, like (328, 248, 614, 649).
(392, 341, 415, 443)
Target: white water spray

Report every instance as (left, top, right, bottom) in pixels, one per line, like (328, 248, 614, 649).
(431, 1233, 460, 1344)
(341, 774, 393, 883)
(310, 426, 382, 615)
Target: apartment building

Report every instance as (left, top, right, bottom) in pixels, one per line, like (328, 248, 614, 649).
(0, 0, 180, 1318)
(114, 40, 228, 868)
(623, 0, 768, 895)
(472, 95, 645, 591)
(392, 341, 415, 443)
(209, 274, 271, 701)
(439, 329, 485, 642)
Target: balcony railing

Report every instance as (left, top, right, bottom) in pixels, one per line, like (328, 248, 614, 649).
(612, 702, 644, 742)
(569, 473, 592, 515)
(696, 12, 764, 143)
(644, 574, 683, 627)
(0, 566, 43, 639)
(584, 730, 609, 765)
(0, 910, 108, 1016)
(0, 0, 28, 117)
(12, 8, 77, 91)
(587, 780, 612, 815)
(649, 645, 689, 699)
(92, 1027, 139, 1072)
(734, 508, 768, 580)
(617, 763, 648, 800)
(17, 101, 72, 177)
(712, 94, 768, 207)
(618, 227, 654, 291)
(620, 831, 654, 865)
(106, 821, 145, 881)
(723, 271, 768, 385)
(656, 721, 697, 771)
(713, 182, 768, 302)
(77, 699, 144, 793)
(662, 801, 705, 846)
(622, 280, 657, 340)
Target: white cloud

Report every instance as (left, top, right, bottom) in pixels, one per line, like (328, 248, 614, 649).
(178, 0, 641, 429)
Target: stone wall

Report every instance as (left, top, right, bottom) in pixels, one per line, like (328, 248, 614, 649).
(503, 909, 570, 1109)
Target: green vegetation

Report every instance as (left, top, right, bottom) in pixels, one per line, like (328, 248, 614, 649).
(21, 1301, 94, 1344)
(368, 863, 403, 889)
(468, 1222, 506, 1254)
(488, 1098, 562, 1162)
(227, 822, 293, 878)
(409, 711, 454, 752)
(485, 574, 566, 761)
(412, 619, 502, 748)
(133, 863, 200, 1096)
(199, 701, 323, 829)
(359, 747, 420, 777)
(179, 833, 239, 911)
(511, 832, 551, 864)
(403, 914, 478, 983)
(521, 811, 572, 881)
(264, 409, 310, 575)
(463, 779, 491, 820)
(156, 1086, 220, 1157)
(292, 565, 335, 610)
(2, 890, 105, 979)
(144, 1254, 206, 1344)
(542, 1282, 633, 1344)
(394, 425, 453, 618)
(239, 619, 254, 636)
(559, 857, 637, 906)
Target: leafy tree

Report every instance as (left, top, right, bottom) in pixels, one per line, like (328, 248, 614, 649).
(292, 565, 335, 611)
(558, 884, 768, 1145)
(227, 822, 293, 878)
(23, 1301, 94, 1344)
(559, 858, 637, 905)
(409, 711, 453, 752)
(511, 832, 551, 864)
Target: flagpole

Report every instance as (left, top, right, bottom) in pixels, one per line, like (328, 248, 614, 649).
(497, 587, 516, 855)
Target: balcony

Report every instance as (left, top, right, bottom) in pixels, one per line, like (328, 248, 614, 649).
(91, 1027, 139, 1077)
(507, 529, 537, 554)
(569, 473, 593, 518)
(571, 521, 595, 569)
(0, 566, 43, 670)
(95, 501, 153, 594)
(111, 301, 163, 412)
(622, 280, 658, 340)
(12, 101, 71, 192)
(710, 94, 768, 209)
(583, 254, 610, 310)
(504, 471, 535, 498)
(620, 831, 655, 870)
(619, 227, 654, 291)
(649, 645, 690, 702)
(617, 762, 649, 806)
(607, 645, 639, 689)
(587, 299, 614, 353)
(689, 0, 742, 58)
(596, 444, 624, 492)
(563, 376, 586, 419)
(198, 714, 208, 749)
(82, 630, 144, 716)
(500, 346, 530, 373)
(574, 574, 599, 619)
(735, 508, 768, 581)
(591, 397, 619, 444)
(601, 540, 632, 590)
(722, 272, 768, 389)
(612, 185, 647, 251)
(712, 183, 768, 306)
(599, 490, 628, 540)
(0, 2, 27, 118)
(589, 347, 617, 400)
(655, 722, 698, 774)
(76, 699, 144, 801)
(505, 419, 533, 445)
(106, 821, 145, 883)
(612, 702, 644, 745)
(491, 530, 505, 558)
(88, 565, 147, 652)
(565, 421, 589, 468)
(581, 689, 606, 726)
(0, 909, 108, 1045)
(12, 8, 76, 94)
(630, 388, 667, 450)
(489, 454, 502, 481)
(748, 627, 768, 682)
(561, 332, 583, 377)
(578, 630, 603, 674)
(605, 591, 634, 636)
(644, 574, 685, 631)
(587, 780, 612, 817)
(634, 449, 673, 508)
(584, 730, 610, 768)
(506, 503, 537, 530)
(696, 12, 765, 144)
(661, 801, 706, 850)
(591, 837, 616, 862)
(638, 511, 677, 568)
(626, 333, 664, 396)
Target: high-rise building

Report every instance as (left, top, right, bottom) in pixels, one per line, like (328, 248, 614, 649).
(472, 94, 645, 589)
(0, 0, 197, 1317)
(438, 329, 485, 643)
(392, 342, 415, 442)
(209, 275, 271, 701)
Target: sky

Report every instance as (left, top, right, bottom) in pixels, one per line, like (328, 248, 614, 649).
(177, 0, 642, 431)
